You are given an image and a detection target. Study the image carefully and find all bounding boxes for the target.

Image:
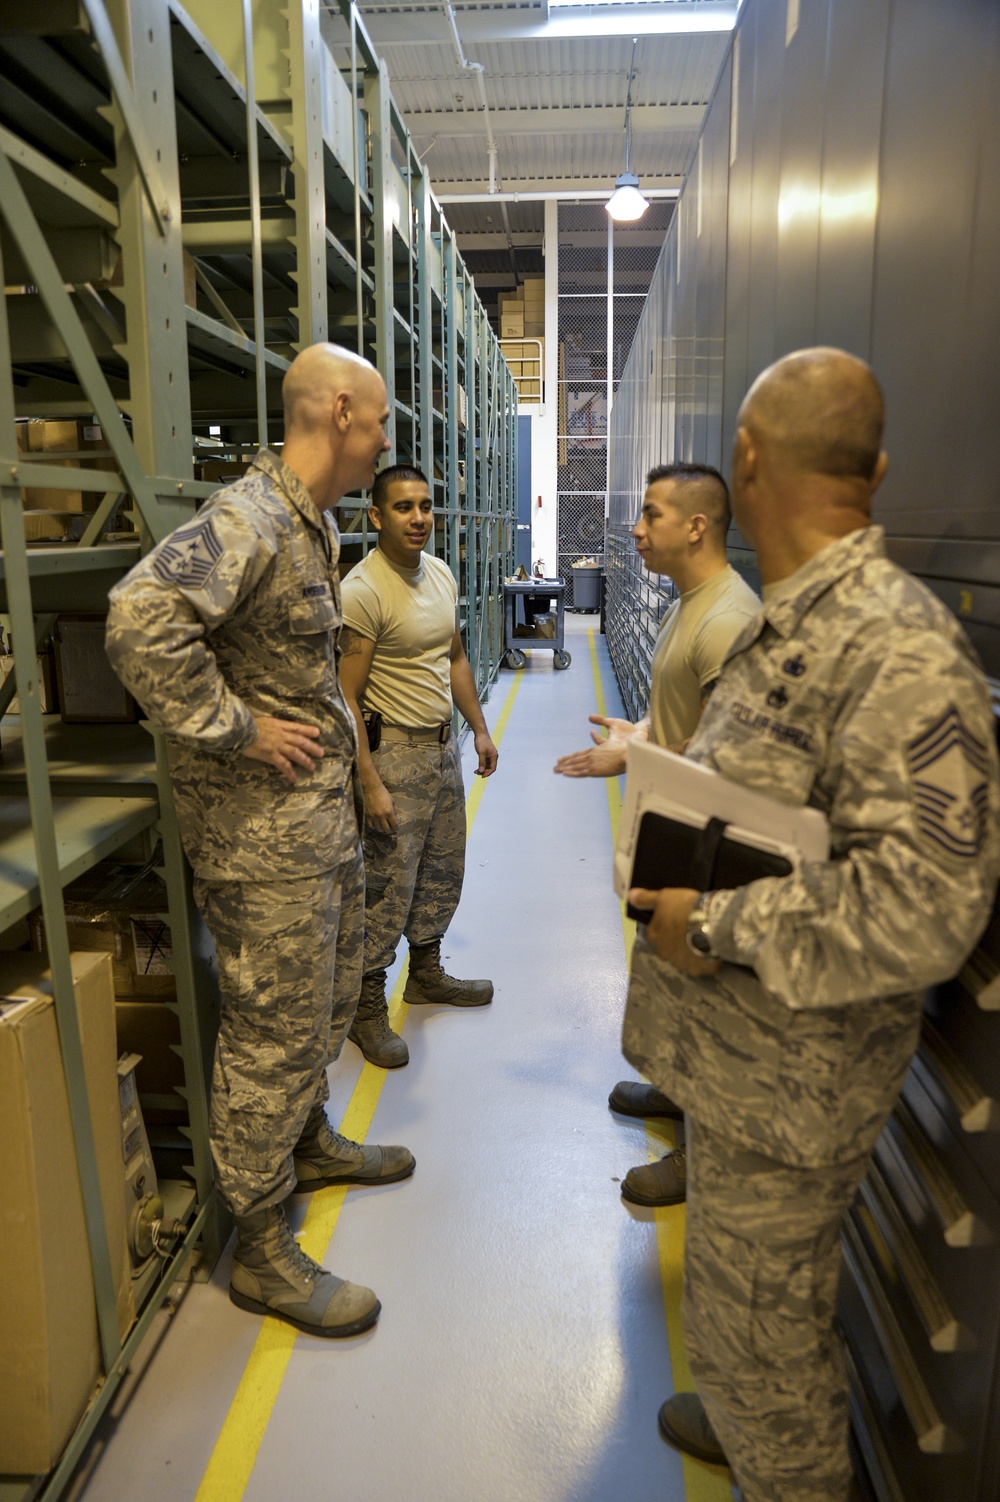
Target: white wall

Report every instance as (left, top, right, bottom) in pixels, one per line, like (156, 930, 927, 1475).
(529, 197, 559, 576)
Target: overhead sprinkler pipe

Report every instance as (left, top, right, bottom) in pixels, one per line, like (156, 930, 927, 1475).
(442, 0, 499, 193)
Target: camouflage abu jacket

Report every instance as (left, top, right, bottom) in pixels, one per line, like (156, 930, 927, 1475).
(623, 525, 1000, 1167)
(106, 450, 361, 882)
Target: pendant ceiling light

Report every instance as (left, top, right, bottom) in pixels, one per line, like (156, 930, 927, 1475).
(607, 39, 649, 223)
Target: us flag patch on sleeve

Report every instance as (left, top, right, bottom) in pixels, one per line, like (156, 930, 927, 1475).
(908, 707, 991, 858)
(152, 518, 224, 588)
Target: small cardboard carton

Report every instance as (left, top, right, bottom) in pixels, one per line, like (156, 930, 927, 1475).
(0, 951, 135, 1475)
(30, 862, 175, 1002)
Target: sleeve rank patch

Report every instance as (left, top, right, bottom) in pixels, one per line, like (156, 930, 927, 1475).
(152, 518, 224, 588)
(908, 706, 991, 858)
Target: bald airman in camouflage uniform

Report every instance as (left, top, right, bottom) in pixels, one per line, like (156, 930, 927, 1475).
(623, 349, 1000, 1501)
(106, 345, 415, 1340)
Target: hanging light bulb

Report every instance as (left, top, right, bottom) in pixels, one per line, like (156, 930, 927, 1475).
(607, 172, 648, 222)
(607, 39, 649, 223)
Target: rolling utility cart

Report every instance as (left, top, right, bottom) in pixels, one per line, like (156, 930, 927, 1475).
(503, 578, 570, 670)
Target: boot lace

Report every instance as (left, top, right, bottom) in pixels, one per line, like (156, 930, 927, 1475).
(277, 1225, 323, 1287)
(318, 1123, 361, 1157)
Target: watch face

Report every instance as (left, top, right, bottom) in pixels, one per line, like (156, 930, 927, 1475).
(688, 926, 712, 956)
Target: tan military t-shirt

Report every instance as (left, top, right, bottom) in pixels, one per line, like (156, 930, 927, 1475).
(341, 546, 458, 728)
(649, 564, 760, 747)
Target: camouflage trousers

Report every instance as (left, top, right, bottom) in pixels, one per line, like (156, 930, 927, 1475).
(683, 1117, 867, 1502)
(362, 735, 465, 974)
(194, 847, 364, 1217)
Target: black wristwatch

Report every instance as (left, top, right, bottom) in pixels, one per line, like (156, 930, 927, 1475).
(685, 892, 716, 957)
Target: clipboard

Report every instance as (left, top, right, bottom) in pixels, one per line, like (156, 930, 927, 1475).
(614, 740, 830, 923)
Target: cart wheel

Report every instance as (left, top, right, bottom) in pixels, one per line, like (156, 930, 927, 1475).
(506, 649, 527, 670)
(553, 650, 572, 670)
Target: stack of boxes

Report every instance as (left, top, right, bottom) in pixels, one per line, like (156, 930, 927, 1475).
(29, 861, 185, 1128)
(9, 417, 140, 723)
(521, 276, 545, 338)
(15, 418, 120, 543)
(498, 277, 545, 403)
(499, 292, 523, 340)
(0, 949, 136, 1476)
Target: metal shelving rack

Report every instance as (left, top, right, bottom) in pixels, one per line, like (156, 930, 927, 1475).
(0, 2, 514, 1497)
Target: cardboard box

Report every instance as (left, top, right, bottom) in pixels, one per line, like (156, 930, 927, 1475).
(501, 311, 524, 339)
(0, 951, 135, 1474)
(533, 613, 557, 638)
(21, 422, 112, 509)
(41, 420, 105, 453)
(53, 615, 138, 724)
(30, 862, 175, 1002)
(196, 457, 250, 485)
(22, 466, 88, 511)
(115, 1000, 184, 1098)
(183, 250, 198, 310)
(21, 510, 73, 542)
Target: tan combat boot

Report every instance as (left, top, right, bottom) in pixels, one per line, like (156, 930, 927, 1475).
(348, 970, 409, 1068)
(657, 1392, 727, 1465)
(230, 1205, 379, 1337)
(621, 1148, 687, 1206)
(293, 1104, 415, 1191)
(403, 938, 493, 1007)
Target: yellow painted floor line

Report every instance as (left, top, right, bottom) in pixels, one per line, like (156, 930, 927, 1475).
(587, 629, 730, 1502)
(194, 671, 525, 1502)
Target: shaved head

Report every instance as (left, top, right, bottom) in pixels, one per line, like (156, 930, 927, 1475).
(282, 343, 384, 433)
(739, 347, 885, 481)
(278, 342, 391, 509)
(646, 462, 731, 545)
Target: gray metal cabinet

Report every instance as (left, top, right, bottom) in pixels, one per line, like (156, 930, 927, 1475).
(606, 1, 1000, 1496)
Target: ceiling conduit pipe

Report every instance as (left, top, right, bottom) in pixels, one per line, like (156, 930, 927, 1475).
(441, 0, 498, 194)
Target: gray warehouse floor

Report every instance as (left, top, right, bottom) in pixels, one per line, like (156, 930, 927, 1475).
(67, 613, 731, 1502)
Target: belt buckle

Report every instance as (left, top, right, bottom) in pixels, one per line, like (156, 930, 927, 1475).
(438, 722, 450, 744)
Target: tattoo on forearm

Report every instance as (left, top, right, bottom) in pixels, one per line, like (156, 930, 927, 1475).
(339, 627, 365, 658)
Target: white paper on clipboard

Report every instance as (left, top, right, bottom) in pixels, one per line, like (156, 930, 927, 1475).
(613, 739, 830, 900)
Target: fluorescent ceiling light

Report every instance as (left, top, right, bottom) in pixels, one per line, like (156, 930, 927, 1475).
(544, 1, 737, 37)
(606, 172, 649, 221)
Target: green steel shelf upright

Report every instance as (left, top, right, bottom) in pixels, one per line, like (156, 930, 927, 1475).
(322, 1, 516, 697)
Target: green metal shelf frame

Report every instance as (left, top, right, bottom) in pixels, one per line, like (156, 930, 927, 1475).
(0, 1, 515, 1496)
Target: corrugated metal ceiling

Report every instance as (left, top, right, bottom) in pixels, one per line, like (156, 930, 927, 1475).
(329, 4, 729, 199)
(422, 128, 697, 188)
(322, 0, 728, 305)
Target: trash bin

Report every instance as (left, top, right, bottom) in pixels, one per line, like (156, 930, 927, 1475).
(571, 563, 601, 612)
